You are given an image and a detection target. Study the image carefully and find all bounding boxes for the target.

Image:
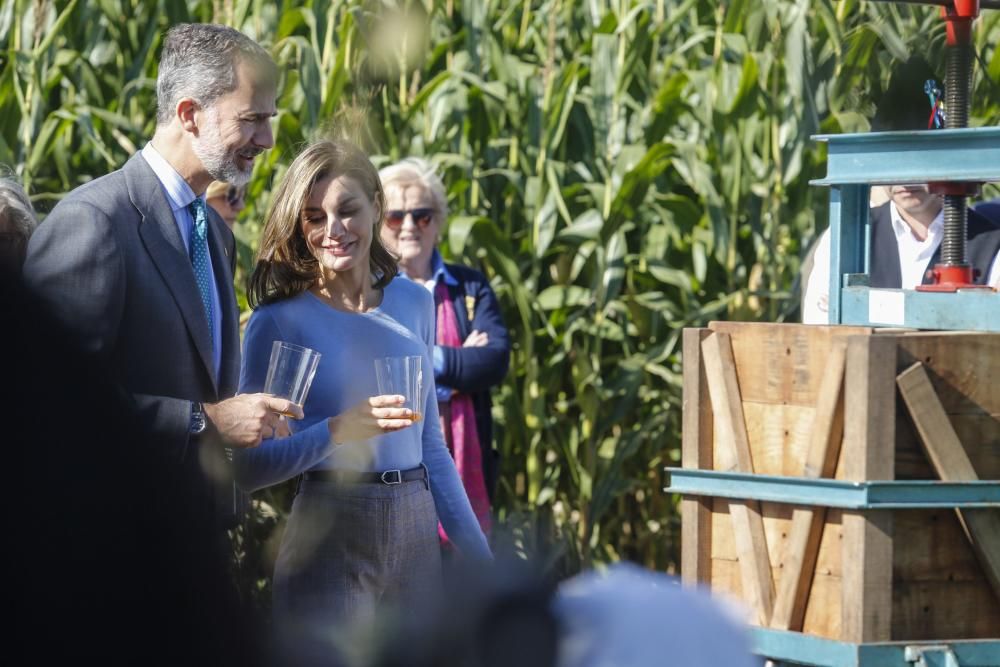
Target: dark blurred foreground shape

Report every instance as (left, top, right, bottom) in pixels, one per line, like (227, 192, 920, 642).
(554, 563, 761, 667)
(3, 271, 263, 666)
(365, 560, 759, 667)
(367, 558, 560, 667)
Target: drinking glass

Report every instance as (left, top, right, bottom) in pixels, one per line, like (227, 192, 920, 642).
(264, 341, 322, 416)
(374, 355, 423, 421)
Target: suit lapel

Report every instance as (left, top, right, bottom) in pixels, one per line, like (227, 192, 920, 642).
(124, 153, 218, 393)
(869, 202, 903, 288)
(206, 211, 240, 396)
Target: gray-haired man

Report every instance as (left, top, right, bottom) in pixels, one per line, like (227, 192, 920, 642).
(24, 23, 300, 525)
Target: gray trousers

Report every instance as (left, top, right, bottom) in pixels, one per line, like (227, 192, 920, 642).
(272, 477, 442, 665)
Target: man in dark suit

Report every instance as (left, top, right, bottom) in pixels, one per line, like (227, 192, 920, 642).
(23, 23, 301, 525)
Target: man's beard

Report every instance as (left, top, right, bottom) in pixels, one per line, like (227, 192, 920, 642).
(192, 110, 253, 187)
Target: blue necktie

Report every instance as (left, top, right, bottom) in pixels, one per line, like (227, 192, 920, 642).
(188, 197, 214, 350)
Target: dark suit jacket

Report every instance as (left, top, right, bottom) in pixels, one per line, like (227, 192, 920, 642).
(975, 200, 1000, 227)
(24, 152, 241, 522)
(436, 262, 510, 501)
(869, 201, 1000, 288)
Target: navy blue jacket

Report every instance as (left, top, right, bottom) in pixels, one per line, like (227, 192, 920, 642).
(435, 262, 510, 501)
(974, 200, 1000, 227)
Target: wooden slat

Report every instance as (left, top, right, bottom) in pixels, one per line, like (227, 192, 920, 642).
(701, 331, 774, 626)
(771, 339, 848, 631)
(894, 334, 1000, 482)
(891, 510, 1000, 639)
(707, 321, 872, 406)
(841, 334, 897, 643)
(802, 512, 845, 639)
(894, 579, 1000, 640)
(894, 334, 1000, 416)
(896, 413, 1000, 480)
(897, 362, 983, 480)
(681, 328, 714, 588)
(741, 401, 816, 476)
(896, 361, 1000, 606)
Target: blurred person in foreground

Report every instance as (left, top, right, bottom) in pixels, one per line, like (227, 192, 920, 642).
(207, 179, 247, 229)
(22, 23, 299, 528)
(369, 558, 559, 667)
(0, 176, 37, 273)
(3, 273, 262, 665)
(378, 158, 510, 546)
(802, 57, 1000, 323)
(368, 560, 759, 667)
(237, 140, 491, 665)
(554, 563, 760, 667)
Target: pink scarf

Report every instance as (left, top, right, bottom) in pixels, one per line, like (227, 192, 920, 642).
(435, 281, 492, 546)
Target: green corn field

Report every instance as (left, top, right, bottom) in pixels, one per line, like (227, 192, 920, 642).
(4, 0, 999, 607)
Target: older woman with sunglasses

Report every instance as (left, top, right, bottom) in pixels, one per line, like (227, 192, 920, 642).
(205, 180, 246, 229)
(378, 158, 510, 547)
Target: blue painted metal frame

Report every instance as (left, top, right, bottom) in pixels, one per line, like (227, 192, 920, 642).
(811, 127, 1000, 330)
(827, 185, 869, 326)
(812, 127, 1000, 186)
(669, 467, 1000, 664)
(841, 287, 1000, 330)
(664, 468, 1000, 509)
(753, 628, 1000, 667)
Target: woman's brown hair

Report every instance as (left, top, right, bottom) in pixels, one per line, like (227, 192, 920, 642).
(247, 140, 397, 308)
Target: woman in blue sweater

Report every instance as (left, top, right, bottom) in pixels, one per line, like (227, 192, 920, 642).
(236, 141, 490, 660)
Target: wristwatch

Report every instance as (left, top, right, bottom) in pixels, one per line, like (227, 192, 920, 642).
(190, 401, 207, 435)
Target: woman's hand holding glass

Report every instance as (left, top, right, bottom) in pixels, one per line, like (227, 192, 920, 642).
(327, 395, 417, 444)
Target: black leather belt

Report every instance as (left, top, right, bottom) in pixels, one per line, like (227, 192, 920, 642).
(302, 464, 427, 486)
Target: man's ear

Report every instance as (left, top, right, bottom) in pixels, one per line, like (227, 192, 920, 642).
(176, 98, 199, 133)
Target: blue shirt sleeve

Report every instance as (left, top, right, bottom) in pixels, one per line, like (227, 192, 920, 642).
(231, 308, 335, 492)
(433, 345, 454, 400)
(433, 344, 445, 374)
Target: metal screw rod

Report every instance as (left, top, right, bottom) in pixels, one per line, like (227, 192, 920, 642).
(942, 38, 973, 265)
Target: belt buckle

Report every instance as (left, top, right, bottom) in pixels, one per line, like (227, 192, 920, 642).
(380, 469, 402, 485)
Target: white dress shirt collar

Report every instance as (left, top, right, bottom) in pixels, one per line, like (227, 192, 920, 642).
(141, 143, 201, 212)
(888, 200, 944, 289)
(888, 200, 943, 242)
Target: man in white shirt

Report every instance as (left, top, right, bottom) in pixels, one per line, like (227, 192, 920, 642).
(801, 55, 1000, 324)
(802, 185, 1000, 324)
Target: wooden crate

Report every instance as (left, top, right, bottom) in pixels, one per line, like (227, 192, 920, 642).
(680, 322, 1000, 644)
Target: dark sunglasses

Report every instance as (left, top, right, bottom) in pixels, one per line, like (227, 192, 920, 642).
(384, 208, 435, 229)
(226, 185, 246, 207)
